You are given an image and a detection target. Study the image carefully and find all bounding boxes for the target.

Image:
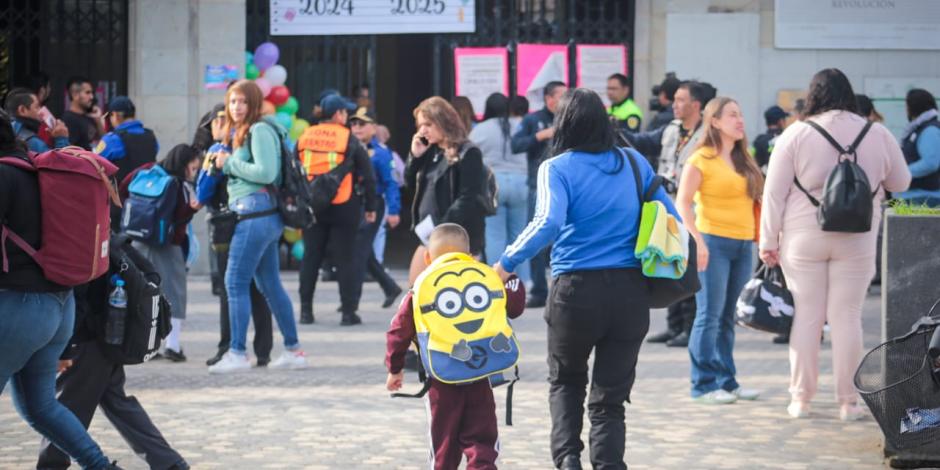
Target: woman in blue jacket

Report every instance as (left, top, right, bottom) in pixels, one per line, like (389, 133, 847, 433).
(896, 88, 940, 207)
(495, 89, 680, 470)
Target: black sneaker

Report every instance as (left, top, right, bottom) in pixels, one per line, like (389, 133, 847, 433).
(106, 461, 125, 470)
(559, 455, 582, 470)
(666, 331, 690, 347)
(164, 349, 187, 362)
(383, 286, 404, 309)
(206, 350, 226, 366)
(340, 312, 362, 326)
(525, 297, 546, 308)
(300, 304, 314, 324)
(646, 330, 676, 343)
(773, 334, 790, 344)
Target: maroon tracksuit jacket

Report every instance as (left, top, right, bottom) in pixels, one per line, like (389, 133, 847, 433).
(386, 274, 526, 470)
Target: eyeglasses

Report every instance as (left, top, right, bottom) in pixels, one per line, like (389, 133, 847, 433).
(419, 282, 504, 318)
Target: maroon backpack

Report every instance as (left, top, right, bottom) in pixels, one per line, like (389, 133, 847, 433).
(1, 147, 121, 286)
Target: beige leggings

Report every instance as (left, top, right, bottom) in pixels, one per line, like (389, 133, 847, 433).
(780, 229, 875, 405)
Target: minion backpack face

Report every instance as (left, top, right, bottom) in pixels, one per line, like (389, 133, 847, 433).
(412, 253, 519, 384)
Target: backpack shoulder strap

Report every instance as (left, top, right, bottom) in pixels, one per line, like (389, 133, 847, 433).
(620, 147, 645, 203)
(847, 121, 873, 155)
(792, 177, 820, 207)
(805, 120, 846, 154)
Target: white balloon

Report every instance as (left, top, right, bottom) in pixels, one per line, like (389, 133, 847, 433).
(264, 65, 288, 87)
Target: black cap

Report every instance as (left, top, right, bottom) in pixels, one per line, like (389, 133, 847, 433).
(348, 106, 375, 124)
(764, 105, 788, 126)
(107, 96, 135, 115)
(320, 94, 356, 119)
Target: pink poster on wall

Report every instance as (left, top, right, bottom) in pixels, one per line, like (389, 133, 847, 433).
(454, 47, 509, 120)
(516, 44, 569, 110)
(576, 44, 627, 107)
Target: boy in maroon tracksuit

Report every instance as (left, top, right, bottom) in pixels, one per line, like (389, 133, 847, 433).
(386, 224, 526, 470)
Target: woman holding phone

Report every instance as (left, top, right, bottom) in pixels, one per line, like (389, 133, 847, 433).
(405, 96, 487, 285)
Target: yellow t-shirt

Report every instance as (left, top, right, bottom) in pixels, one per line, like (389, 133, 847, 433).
(686, 147, 755, 241)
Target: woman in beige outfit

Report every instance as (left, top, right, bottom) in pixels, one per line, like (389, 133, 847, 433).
(759, 69, 911, 421)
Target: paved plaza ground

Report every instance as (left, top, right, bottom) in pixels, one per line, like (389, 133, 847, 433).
(1, 271, 892, 469)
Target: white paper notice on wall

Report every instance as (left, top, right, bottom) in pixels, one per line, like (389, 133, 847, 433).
(270, 0, 476, 36)
(775, 0, 940, 50)
(576, 45, 626, 108)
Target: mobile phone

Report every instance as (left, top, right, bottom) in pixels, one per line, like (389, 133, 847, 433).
(419, 136, 429, 146)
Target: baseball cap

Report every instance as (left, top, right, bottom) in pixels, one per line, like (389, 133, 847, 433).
(107, 96, 136, 115)
(320, 94, 356, 119)
(348, 107, 375, 124)
(764, 105, 789, 125)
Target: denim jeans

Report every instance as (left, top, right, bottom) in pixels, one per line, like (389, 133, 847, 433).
(372, 203, 389, 264)
(527, 185, 549, 300)
(485, 172, 530, 282)
(0, 289, 111, 469)
(688, 233, 753, 397)
(226, 191, 299, 354)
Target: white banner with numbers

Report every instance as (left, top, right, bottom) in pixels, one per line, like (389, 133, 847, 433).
(270, 0, 476, 36)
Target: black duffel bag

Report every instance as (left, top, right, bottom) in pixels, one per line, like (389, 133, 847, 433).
(735, 264, 794, 335)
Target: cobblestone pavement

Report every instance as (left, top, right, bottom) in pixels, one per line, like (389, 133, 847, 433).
(1, 272, 892, 469)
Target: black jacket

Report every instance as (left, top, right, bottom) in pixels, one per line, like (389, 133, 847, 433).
(511, 107, 555, 188)
(0, 150, 67, 292)
(405, 144, 486, 255)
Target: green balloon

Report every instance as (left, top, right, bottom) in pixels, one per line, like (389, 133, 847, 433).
(277, 96, 299, 116)
(289, 118, 310, 141)
(245, 63, 260, 80)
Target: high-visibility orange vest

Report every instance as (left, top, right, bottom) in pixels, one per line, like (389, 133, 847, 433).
(297, 123, 353, 205)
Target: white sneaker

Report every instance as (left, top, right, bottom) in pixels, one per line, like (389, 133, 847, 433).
(787, 401, 811, 419)
(840, 404, 866, 421)
(730, 387, 761, 401)
(269, 350, 308, 370)
(207, 351, 251, 374)
(693, 389, 738, 405)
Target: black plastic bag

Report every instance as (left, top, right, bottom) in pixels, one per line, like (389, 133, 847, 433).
(735, 264, 794, 335)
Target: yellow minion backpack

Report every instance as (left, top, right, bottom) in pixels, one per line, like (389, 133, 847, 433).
(411, 252, 519, 384)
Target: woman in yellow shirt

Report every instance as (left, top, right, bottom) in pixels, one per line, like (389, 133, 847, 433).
(677, 96, 764, 405)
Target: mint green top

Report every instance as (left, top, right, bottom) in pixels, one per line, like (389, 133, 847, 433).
(223, 118, 283, 202)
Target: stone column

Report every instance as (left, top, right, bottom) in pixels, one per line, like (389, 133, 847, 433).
(128, 0, 246, 275)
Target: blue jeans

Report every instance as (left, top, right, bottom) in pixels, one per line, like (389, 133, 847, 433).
(0, 290, 111, 469)
(226, 191, 299, 354)
(527, 185, 549, 300)
(689, 234, 753, 397)
(485, 172, 530, 282)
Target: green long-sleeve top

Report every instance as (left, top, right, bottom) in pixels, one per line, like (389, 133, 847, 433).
(223, 119, 283, 202)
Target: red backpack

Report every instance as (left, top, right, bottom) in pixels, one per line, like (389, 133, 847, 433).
(1, 147, 121, 286)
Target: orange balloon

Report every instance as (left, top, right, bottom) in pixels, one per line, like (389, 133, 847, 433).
(262, 100, 276, 115)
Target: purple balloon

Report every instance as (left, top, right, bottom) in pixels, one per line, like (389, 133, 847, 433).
(253, 42, 280, 71)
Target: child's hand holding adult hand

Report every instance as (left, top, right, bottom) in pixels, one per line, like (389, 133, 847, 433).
(386, 372, 404, 392)
(493, 262, 511, 283)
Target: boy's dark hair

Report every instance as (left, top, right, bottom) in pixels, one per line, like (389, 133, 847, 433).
(66, 76, 92, 99)
(608, 73, 629, 87)
(678, 81, 709, 108)
(551, 88, 615, 157)
(0, 108, 27, 154)
(25, 71, 51, 95)
(906, 88, 937, 122)
(4, 88, 36, 117)
(509, 95, 529, 117)
(543, 81, 567, 98)
(803, 68, 858, 118)
(660, 75, 681, 102)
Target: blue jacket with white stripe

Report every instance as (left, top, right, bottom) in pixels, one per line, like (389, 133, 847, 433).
(499, 146, 680, 278)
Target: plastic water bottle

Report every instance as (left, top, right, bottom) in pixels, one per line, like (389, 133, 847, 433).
(105, 276, 128, 345)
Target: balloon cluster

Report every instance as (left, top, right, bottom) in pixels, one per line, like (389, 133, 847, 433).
(247, 42, 311, 257)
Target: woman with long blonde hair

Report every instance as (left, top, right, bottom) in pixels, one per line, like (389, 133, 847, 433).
(208, 80, 306, 373)
(405, 96, 487, 284)
(676, 96, 764, 405)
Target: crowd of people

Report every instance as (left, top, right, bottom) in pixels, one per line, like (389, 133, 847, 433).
(0, 64, 937, 469)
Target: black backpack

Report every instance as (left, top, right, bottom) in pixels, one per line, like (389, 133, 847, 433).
(308, 148, 355, 214)
(98, 235, 172, 364)
(794, 121, 879, 233)
(247, 121, 316, 229)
